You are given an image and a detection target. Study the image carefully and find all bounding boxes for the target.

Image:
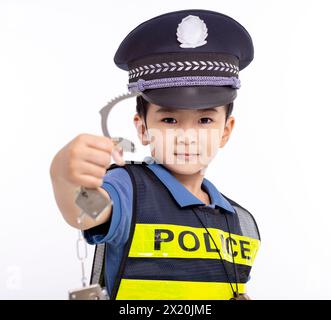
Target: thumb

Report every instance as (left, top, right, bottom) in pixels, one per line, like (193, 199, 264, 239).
(111, 147, 125, 166)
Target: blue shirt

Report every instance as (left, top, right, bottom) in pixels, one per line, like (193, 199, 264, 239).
(84, 157, 235, 294)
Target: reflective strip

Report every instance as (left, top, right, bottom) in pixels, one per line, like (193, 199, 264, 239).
(129, 224, 260, 266)
(116, 279, 246, 300)
(123, 257, 250, 282)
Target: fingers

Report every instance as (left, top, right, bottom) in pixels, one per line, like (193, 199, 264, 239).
(81, 147, 112, 168)
(79, 161, 107, 178)
(77, 174, 104, 189)
(78, 133, 114, 153)
(77, 135, 125, 168)
(82, 146, 125, 168)
(66, 161, 105, 188)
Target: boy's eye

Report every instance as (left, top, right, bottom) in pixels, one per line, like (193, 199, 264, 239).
(199, 118, 213, 124)
(161, 118, 177, 124)
(161, 117, 213, 124)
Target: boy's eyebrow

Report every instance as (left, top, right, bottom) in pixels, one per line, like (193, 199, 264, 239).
(155, 108, 176, 113)
(155, 107, 219, 113)
(198, 108, 219, 113)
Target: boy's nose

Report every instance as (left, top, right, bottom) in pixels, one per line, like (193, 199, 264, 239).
(175, 128, 198, 145)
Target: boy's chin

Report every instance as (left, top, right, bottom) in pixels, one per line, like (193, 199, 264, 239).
(163, 162, 207, 176)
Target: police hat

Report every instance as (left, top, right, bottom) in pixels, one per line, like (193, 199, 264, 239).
(114, 9, 254, 109)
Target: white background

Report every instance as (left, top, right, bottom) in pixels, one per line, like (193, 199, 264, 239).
(1, 0, 331, 300)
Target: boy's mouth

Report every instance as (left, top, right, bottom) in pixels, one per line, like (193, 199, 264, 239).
(174, 153, 200, 160)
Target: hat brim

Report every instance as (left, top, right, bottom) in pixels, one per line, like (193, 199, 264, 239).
(141, 86, 237, 109)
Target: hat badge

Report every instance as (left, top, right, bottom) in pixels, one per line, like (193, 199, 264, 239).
(176, 15, 208, 48)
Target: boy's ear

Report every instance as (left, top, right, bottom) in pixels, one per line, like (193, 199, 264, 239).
(133, 114, 150, 146)
(220, 116, 235, 148)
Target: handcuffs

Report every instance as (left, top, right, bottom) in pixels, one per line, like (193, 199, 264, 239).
(75, 92, 140, 222)
(69, 92, 139, 300)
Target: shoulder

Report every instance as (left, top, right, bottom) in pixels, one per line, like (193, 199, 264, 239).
(102, 165, 133, 209)
(104, 165, 130, 181)
(103, 165, 135, 193)
(221, 193, 261, 241)
(104, 161, 150, 186)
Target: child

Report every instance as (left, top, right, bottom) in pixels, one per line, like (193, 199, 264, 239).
(50, 9, 260, 300)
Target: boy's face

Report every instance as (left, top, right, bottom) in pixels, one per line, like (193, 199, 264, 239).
(134, 103, 235, 175)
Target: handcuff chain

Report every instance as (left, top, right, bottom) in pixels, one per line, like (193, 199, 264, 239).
(76, 226, 88, 287)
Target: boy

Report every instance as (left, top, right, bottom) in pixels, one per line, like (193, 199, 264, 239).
(50, 9, 260, 300)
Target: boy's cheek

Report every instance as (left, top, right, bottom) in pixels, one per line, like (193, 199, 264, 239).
(199, 150, 218, 166)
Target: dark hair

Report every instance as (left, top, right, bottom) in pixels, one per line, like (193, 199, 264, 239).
(136, 95, 233, 129)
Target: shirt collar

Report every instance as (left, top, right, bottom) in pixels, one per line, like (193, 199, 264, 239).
(143, 156, 235, 214)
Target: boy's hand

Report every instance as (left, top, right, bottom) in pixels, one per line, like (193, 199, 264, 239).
(52, 133, 124, 189)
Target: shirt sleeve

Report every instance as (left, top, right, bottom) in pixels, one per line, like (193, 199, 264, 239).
(83, 167, 133, 246)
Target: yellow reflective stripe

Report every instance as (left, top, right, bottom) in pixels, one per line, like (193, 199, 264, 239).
(129, 224, 260, 266)
(116, 279, 246, 300)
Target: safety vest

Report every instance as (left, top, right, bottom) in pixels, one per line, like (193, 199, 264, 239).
(91, 162, 260, 300)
